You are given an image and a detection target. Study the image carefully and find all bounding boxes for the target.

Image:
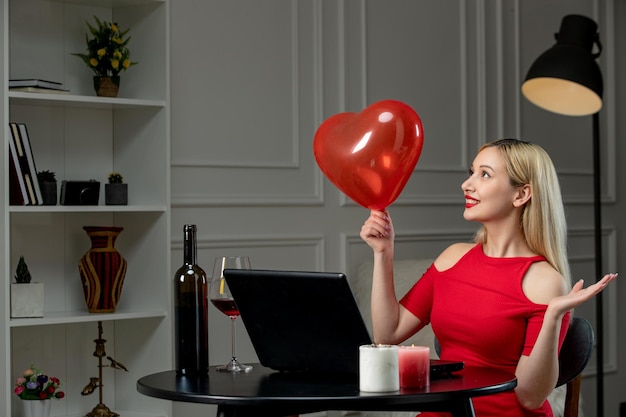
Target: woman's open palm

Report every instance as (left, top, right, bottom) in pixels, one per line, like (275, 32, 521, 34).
(549, 273, 617, 315)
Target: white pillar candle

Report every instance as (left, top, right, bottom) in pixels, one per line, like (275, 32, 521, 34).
(359, 344, 399, 392)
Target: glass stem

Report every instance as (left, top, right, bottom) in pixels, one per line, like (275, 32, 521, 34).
(230, 316, 237, 360)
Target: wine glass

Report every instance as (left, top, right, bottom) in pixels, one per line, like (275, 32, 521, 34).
(209, 256, 253, 372)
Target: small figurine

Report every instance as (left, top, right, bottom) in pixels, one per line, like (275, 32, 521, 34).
(81, 377, 100, 396)
(106, 356, 128, 372)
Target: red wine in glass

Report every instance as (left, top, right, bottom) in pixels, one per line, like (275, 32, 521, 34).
(209, 256, 252, 372)
(211, 299, 239, 317)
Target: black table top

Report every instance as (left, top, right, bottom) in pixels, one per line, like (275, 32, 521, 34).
(137, 364, 516, 416)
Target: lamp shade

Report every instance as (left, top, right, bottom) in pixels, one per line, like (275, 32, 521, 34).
(522, 14, 603, 116)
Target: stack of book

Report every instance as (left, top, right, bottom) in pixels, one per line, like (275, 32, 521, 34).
(8, 122, 44, 205)
(9, 79, 70, 95)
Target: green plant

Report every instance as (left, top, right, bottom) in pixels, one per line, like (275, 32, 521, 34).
(37, 170, 57, 183)
(72, 16, 138, 77)
(108, 172, 124, 184)
(14, 364, 65, 400)
(14, 256, 32, 284)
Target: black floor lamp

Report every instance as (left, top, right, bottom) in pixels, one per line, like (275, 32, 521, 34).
(521, 14, 604, 417)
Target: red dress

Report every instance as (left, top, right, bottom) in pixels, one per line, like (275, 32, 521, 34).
(400, 243, 570, 417)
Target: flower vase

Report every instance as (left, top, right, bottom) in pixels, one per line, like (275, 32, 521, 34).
(94, 76, 120, 97)
(22, 399, 51, 417)
(79, 226, 127, 313)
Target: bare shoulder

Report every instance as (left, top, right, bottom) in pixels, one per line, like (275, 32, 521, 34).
(522, 261, 569, 304)
(433, 242, 475, 271)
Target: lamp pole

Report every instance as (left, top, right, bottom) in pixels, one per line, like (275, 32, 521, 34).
(520, 14, 604, 417)
(592, 111, 603, 417)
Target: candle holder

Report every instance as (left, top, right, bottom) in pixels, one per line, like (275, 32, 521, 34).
(81, 321, 129, 417)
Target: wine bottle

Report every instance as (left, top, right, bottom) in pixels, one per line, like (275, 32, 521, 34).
(174, 224, 209, 376)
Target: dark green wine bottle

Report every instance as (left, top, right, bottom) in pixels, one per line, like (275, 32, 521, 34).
(174, 224, 209, 375)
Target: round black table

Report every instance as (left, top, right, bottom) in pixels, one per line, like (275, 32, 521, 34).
(137, 364, 516, 417)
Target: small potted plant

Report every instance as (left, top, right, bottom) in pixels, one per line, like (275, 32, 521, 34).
(15, 364, 64, 416)
(72, 15, 138, 97)
(36, 170, 57, 205)
(14, 364, 65, 400)
(105, 172, 128, 205)
(10, 256, 44, 318)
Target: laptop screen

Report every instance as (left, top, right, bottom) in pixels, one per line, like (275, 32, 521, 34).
(223, 268, 373, 374)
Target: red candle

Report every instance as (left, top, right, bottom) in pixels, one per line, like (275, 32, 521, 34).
(398, 345, 430, 388)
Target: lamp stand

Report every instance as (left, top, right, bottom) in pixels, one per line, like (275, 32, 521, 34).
(592, 112, 604, 417)
(521, 13, 604, 416)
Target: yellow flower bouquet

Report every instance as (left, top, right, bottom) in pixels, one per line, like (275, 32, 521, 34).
(73, 16, 138, 77)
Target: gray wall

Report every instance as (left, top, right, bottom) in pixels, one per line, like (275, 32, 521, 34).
(170, 1, 626, 416)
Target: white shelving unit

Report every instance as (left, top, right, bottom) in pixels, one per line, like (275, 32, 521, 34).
(1, 0, 171, 416)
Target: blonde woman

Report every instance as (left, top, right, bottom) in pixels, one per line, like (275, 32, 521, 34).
(360, 139, 616, 417)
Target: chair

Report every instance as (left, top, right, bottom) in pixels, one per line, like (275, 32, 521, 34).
(434, 316, 594, 417)
(557, 316, 594, 417)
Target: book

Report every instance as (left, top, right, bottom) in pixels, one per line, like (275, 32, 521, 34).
(8, 134, 27, 205)
(9, 79, 64, 90)
(10, 86, 70, 95)
(17, 123, 43, 205)
(9, 123, 35, 204)
(9, 122, 40, 205)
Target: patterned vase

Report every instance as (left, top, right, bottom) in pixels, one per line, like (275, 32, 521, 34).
(79, 226, 127, 313)
(22, 399, 51, 417)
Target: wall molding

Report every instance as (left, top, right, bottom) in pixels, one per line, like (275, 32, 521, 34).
(173, 234, 326, 272)
(172, 193, 324, 208)
(170, 1, 326, 208)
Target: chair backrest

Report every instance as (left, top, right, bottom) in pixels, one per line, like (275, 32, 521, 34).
(556, 316, 594, 387)
(433, 316, 594, 417)
(558, 316, 594, 417)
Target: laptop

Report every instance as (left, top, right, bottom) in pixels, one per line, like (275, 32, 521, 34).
(223, 268, 463, 376)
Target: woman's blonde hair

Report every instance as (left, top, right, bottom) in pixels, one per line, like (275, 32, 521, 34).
(474, 139, 572, 288)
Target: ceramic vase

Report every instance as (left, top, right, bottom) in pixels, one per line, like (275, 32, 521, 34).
(79, 226, 127, 313)
(94, 76, 120, 97)
(22, 399, 51, 417)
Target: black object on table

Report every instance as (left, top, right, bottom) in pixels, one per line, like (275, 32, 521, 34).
(137, 364, 516, 417)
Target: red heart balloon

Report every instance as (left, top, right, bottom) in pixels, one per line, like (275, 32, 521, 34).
(313, 100, 424, 210)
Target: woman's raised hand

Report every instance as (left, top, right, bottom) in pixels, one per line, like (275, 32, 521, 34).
(549, 273, 618, 315)
(360, 210, 395, 253)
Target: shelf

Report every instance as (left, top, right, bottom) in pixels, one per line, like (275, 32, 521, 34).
(9, 204, 168, 213)
(4, 0, 171, 415)
(49, 0, 165, 7)
(9, 309, 167, 327)
(65, 411, 166, 417)
(8, 91, 166, 109)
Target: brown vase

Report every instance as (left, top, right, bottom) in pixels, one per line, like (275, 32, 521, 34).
(79, 226, 127, 313)
(94, 76, 120, 97)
